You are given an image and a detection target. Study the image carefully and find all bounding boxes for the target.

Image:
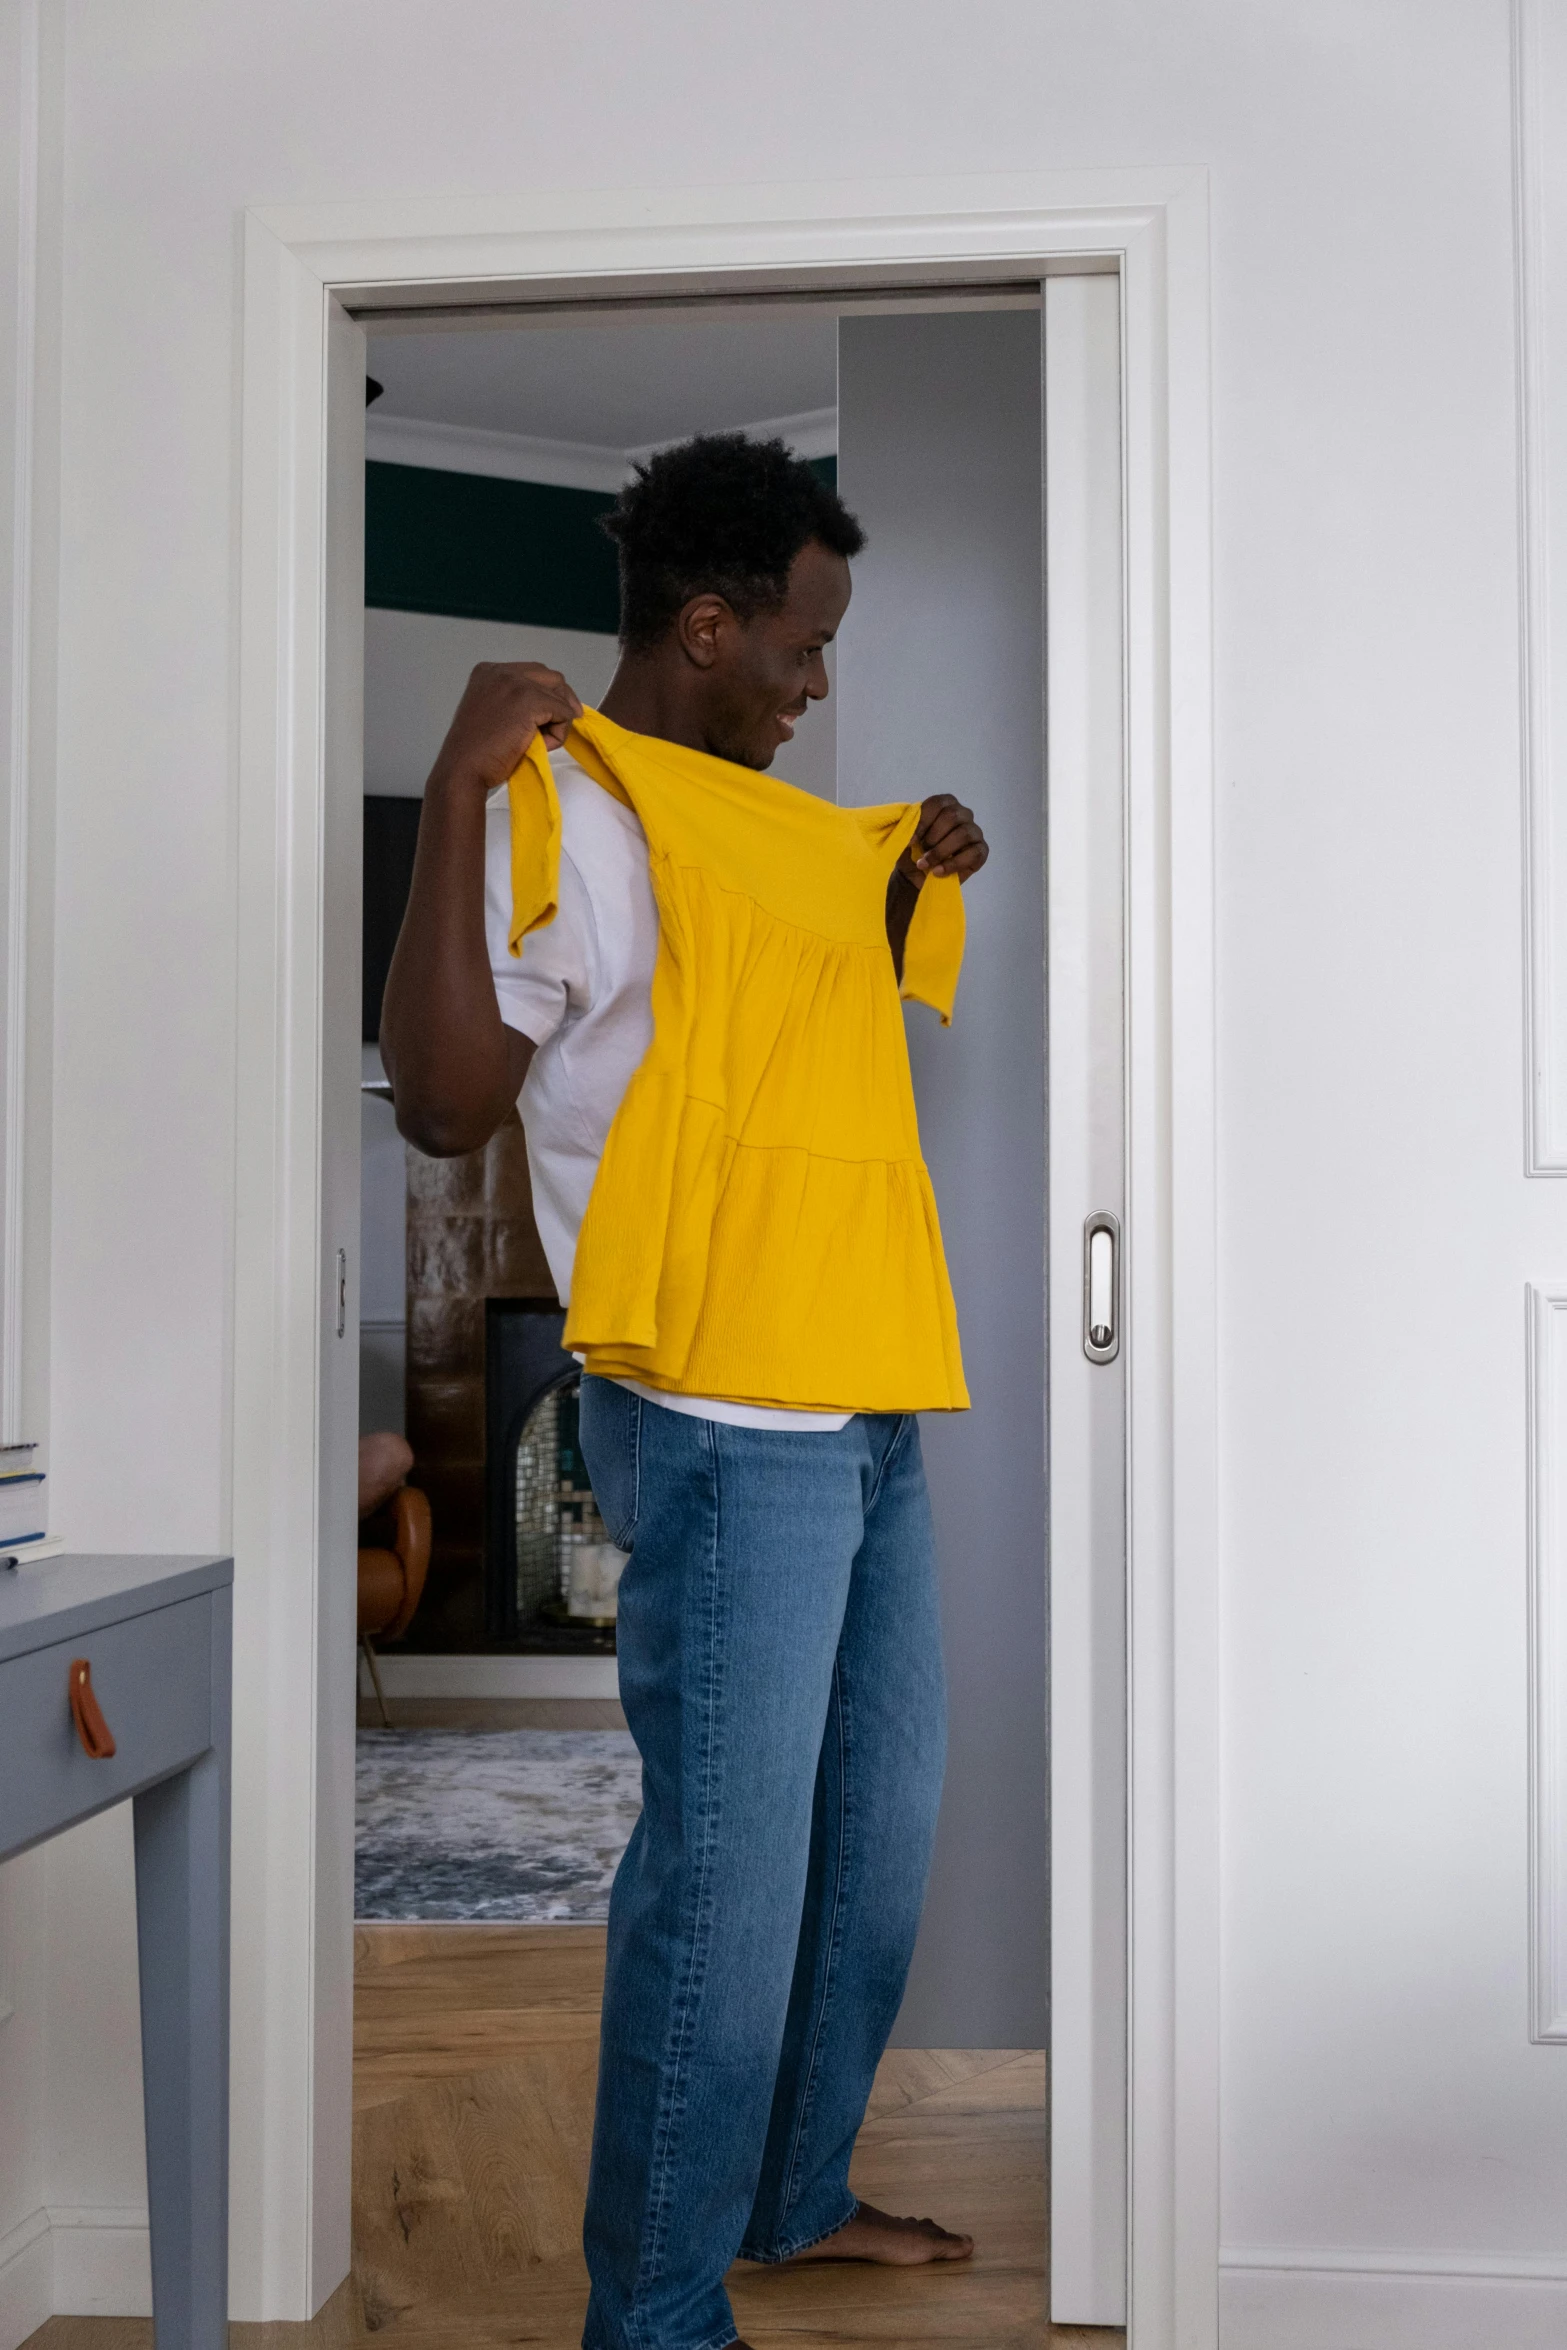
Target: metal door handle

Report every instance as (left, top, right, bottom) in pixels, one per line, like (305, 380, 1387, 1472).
(1083, 1213, 1120, 1364)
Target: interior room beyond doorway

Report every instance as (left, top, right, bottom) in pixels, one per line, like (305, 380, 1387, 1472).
(353, 308, 852, 1940)
(336, 273, 1126, 2341)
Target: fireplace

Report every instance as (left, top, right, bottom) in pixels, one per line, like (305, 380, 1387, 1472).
(483, 1297, 622, 1651)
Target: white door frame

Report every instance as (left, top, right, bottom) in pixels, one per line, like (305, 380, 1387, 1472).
(233, 169, 1218, 2345)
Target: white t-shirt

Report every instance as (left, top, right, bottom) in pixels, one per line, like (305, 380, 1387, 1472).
(485, 747, 851, 1432)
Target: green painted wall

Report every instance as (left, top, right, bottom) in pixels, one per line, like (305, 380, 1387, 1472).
(365, 462, 621, 631)
(364, 454, 840, 631)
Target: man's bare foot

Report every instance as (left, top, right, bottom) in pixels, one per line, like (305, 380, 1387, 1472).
(783, 2201, 975, 2265)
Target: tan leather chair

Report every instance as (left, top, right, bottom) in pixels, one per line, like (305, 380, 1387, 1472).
(357, 1484, 431, 1724)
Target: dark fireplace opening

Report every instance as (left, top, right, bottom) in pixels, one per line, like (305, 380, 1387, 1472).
(483, 1297, 623, 1651)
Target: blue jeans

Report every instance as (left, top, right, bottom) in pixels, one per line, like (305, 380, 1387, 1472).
(576, 1378, 947, 2350)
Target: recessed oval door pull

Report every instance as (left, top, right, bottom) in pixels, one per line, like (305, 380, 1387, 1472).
(68, 1657, 117, 1759)
(1083, 1212, 1121, 1365)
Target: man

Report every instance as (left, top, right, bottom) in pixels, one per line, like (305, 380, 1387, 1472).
(382, 434, 988, 2350)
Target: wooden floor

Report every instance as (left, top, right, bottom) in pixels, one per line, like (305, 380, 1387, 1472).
(29, 1922, 1120, 2350)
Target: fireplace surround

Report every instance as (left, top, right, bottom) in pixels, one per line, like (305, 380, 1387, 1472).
(482, 1297, 615, 1652)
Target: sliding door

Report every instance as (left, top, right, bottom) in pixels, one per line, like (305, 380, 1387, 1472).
(1044, 271, 1128, 2327)
(835, 285, 1128, 2321)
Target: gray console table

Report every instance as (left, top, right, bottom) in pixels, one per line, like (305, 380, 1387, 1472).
(0, 1553, 233, 2350)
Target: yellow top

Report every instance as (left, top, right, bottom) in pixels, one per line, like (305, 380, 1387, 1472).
(507, 708, 969, 1413)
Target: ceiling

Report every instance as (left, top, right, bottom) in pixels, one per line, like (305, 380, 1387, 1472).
(366, 313, 838, 455)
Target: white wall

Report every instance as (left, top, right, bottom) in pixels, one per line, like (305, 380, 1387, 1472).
(1, 1, 1559, 2342)
(0, 0, 58, 2329)
(0, 1849, 48, 2347)
(364, 601, 837, 800)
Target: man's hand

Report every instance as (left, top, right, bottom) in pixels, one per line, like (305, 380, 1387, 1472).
(886, 796, 988, 980)
(429, 661, 583, 796)
(897, 794, 989, 886)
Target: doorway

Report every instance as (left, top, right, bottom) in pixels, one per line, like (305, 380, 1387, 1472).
(340, 279, 1126, 2329)
(231, 173, 1217, 2348)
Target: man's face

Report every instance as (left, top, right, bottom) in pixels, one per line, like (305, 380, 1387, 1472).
(692, 539, 853, 771)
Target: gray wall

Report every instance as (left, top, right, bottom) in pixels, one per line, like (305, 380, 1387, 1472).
(836, 309, 1046, 2046)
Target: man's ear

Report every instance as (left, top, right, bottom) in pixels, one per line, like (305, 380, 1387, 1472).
(676, 593, 731, 670)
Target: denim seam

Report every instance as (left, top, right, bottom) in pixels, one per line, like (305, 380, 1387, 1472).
(740, 2193, 862, 2266)
(630, 1415, 724, 2331)
(863, 1411, 913, 1519)
(626, 1390, 642, 1545)
(774, 1651, 854, 2236)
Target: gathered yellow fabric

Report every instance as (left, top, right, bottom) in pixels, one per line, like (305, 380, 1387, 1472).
(507, 708, 969, 1413)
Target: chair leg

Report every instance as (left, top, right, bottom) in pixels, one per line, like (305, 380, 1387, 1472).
(361, 1635, 390, 1727)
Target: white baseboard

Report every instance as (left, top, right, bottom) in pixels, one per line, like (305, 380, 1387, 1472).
(0, 2209, 50, 2350)
(366, 1650, 620, 1700)
(1222, 2252, 1567, 2349)
(48, 2206, 150, 2318)
(0, 2204, 151, 2344)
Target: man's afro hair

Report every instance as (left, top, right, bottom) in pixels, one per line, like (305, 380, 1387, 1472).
(601, 432, 866, 651)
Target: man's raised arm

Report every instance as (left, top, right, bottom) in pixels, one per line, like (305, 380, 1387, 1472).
(380, 661, 581, 1157)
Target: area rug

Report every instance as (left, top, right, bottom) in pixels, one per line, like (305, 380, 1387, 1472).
(355, 1727, 643, 1923)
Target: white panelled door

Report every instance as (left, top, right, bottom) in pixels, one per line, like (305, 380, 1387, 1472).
(1045, 271, 1128, 2326)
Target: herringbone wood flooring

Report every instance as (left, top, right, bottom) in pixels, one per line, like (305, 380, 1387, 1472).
(27, 1922, 1123, 2350)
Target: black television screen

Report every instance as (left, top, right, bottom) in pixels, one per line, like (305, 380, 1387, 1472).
(362, 795, 423, 1044)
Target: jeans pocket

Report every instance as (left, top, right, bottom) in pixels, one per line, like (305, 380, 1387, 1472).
(577, 1375, 640, 1550)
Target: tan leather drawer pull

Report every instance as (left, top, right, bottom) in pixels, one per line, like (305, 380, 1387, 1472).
(68, 1658, 117, 1759)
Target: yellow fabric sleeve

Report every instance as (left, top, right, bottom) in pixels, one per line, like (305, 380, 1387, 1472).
(899, 871, 965, 1026)
(506, 733, 563, 956)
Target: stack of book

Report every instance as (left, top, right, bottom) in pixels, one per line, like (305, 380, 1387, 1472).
(0, 1443, 47, 1550)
